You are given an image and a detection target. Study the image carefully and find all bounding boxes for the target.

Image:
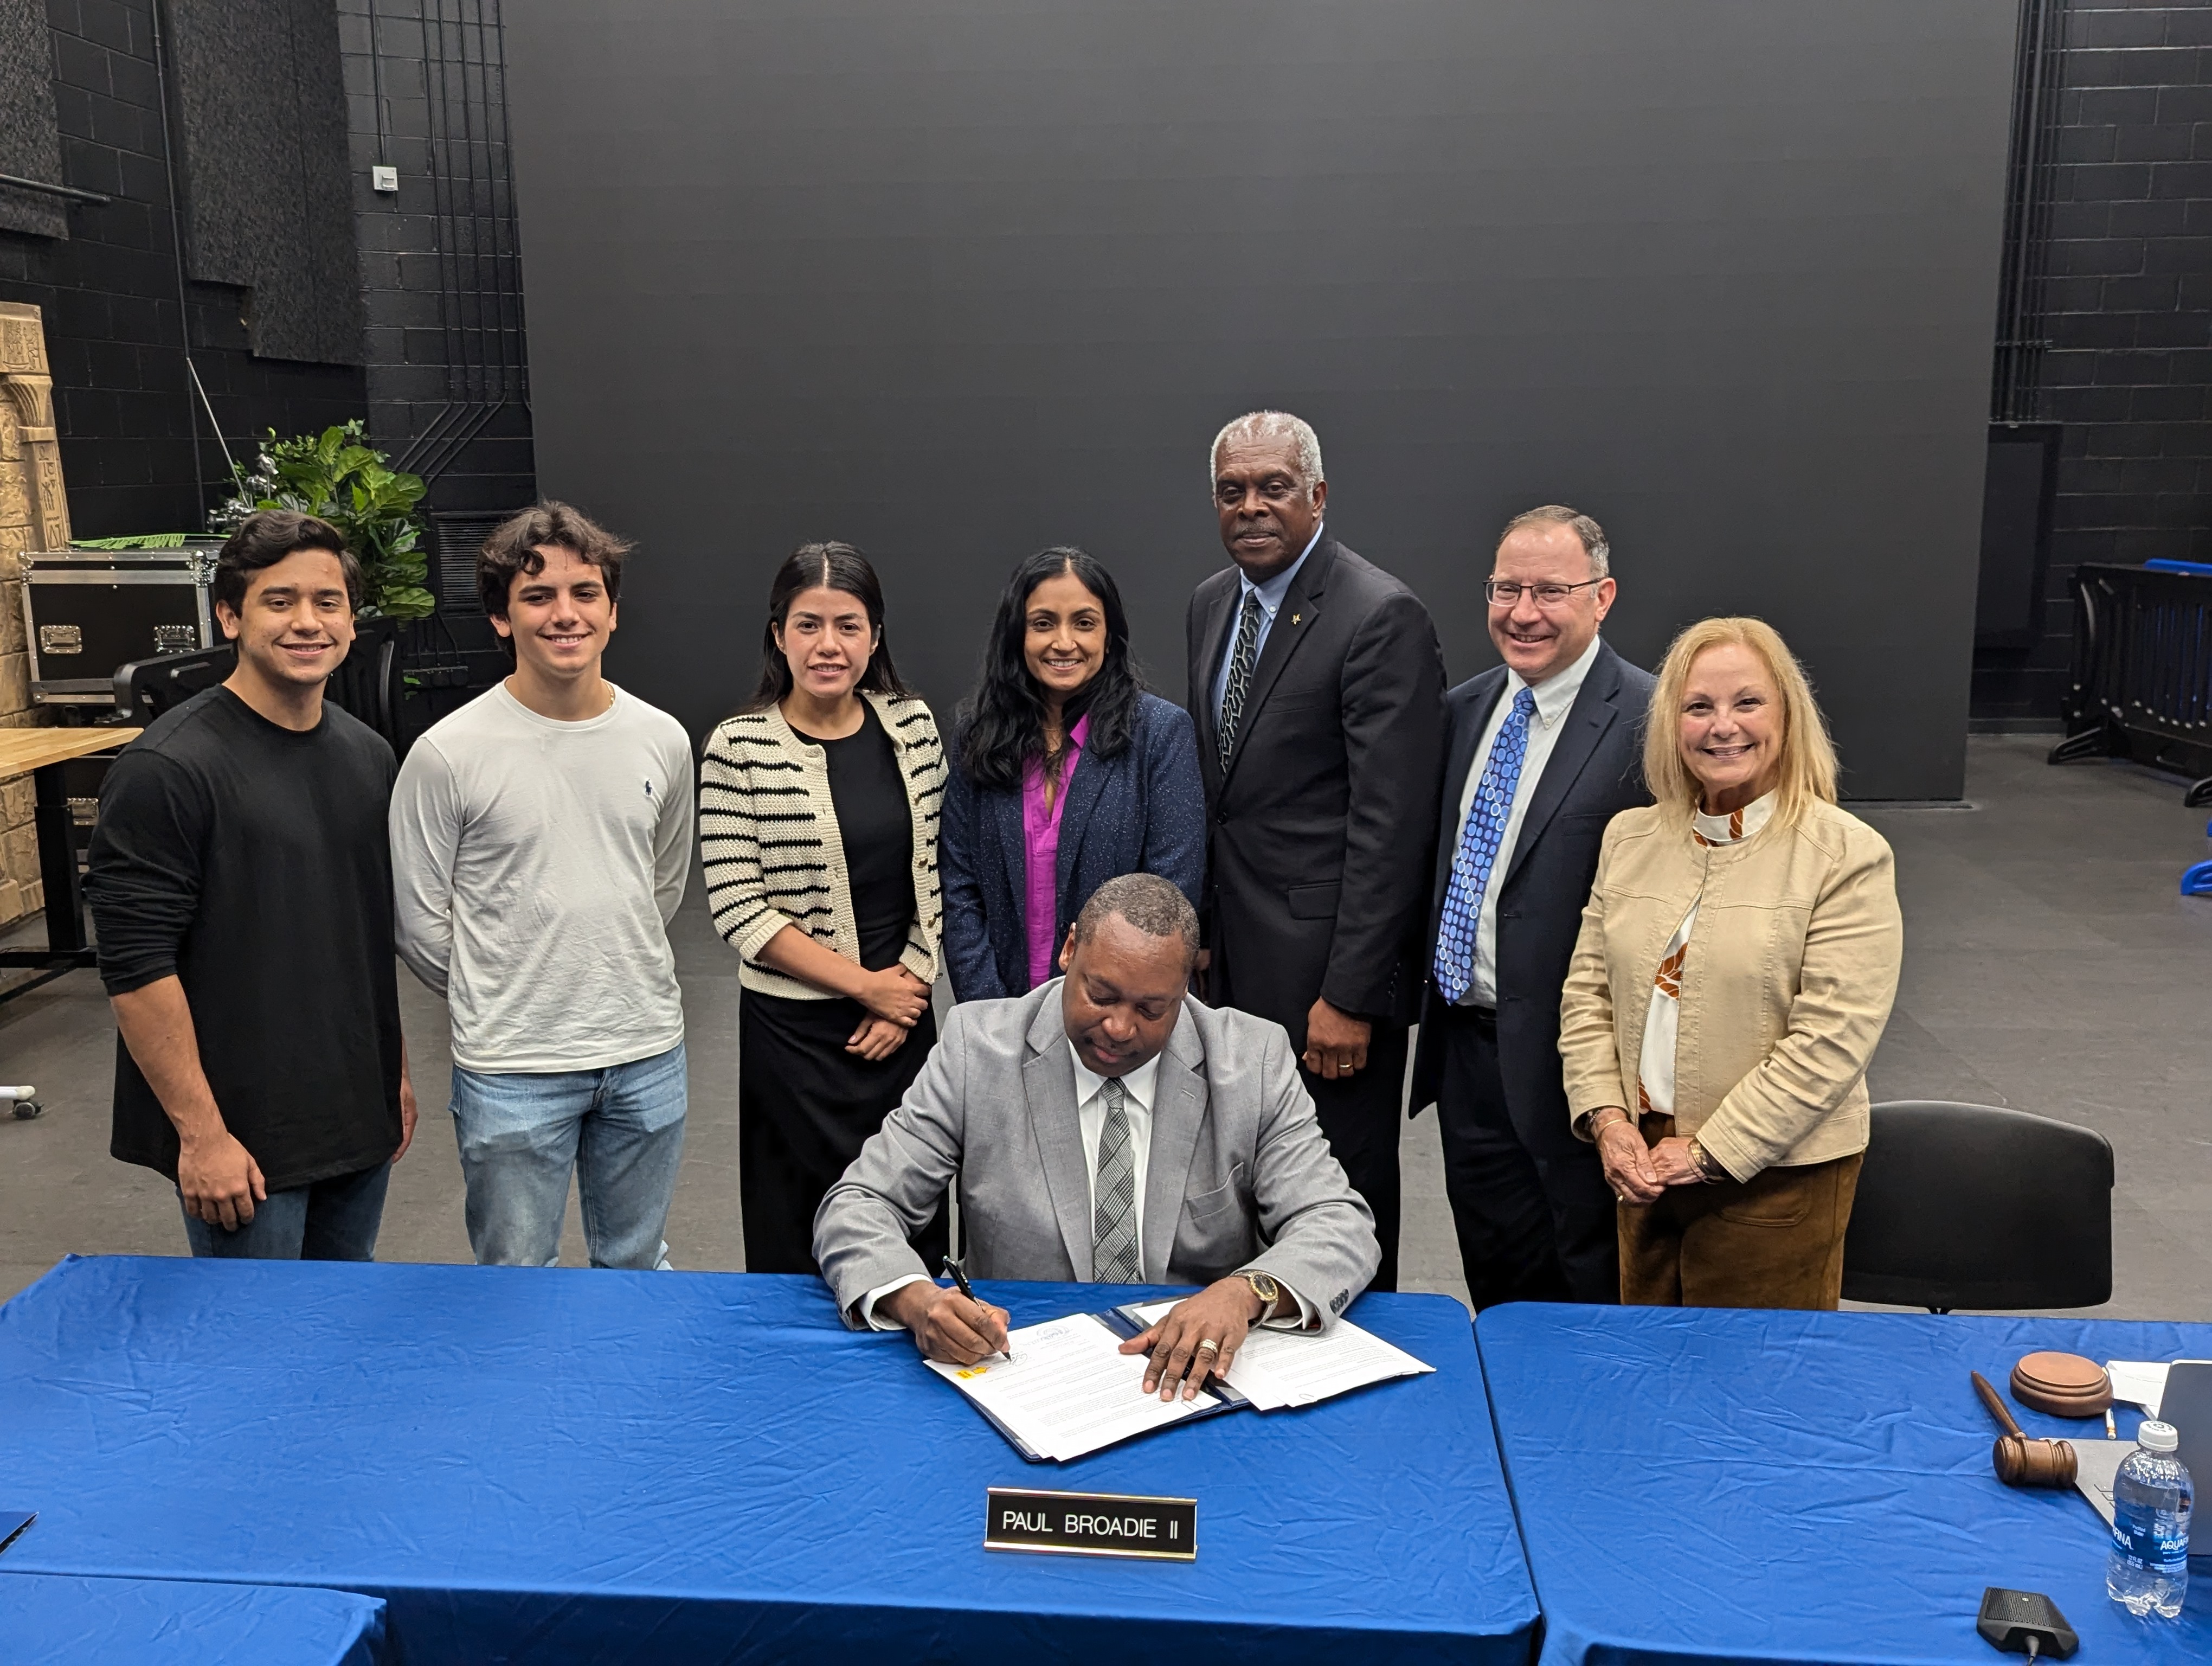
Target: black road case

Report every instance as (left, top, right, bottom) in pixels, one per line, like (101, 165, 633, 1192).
(18, 546, 220, 706)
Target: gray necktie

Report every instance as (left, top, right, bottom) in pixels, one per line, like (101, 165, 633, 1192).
(1091, 1078, 1141, 1283)
(1216, 588, 1265, 773)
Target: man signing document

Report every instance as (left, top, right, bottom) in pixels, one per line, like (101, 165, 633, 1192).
(814, 873, 1380, 1401)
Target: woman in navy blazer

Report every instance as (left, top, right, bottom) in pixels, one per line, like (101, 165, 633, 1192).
(941, 547, 1206, 1002)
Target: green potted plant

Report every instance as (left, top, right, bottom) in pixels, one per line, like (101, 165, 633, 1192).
(209, 422, 435, 619)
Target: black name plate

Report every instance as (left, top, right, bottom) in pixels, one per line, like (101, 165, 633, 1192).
(985, 1488, 1196, 1560)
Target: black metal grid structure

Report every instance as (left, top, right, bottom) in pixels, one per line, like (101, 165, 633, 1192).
(430, 508, 511, 614)
(1991, 0, 2068, 425)
(369, 0, 530, 488)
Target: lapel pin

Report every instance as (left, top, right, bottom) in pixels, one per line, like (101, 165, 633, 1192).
(1291, 613, 1303, 625)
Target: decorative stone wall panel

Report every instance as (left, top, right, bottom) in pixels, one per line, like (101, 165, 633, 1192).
(0, 300, 69, 928)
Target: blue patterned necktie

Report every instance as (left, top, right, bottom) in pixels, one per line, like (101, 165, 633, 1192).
(1432, 687, 1537, 1004)
(1215, 588, 1265, 773)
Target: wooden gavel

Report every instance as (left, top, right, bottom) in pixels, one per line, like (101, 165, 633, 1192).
(1972, 1370, 2077, 1489)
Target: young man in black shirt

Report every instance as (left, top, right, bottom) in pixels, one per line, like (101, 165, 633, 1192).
(86, 510, 418, 1258)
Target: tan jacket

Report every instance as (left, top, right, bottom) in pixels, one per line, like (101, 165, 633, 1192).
(1559, 797, 1902, 1179)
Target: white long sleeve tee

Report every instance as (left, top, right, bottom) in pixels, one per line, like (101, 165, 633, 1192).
(390, 681, 695, 1073)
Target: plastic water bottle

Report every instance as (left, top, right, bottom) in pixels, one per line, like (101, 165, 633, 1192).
(2106, 1419, 2192, 1618)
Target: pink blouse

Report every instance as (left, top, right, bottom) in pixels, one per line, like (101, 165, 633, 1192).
(1021, 713, 1090, 990)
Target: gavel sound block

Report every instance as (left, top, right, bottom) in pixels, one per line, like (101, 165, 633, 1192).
(2009, 1351, 2113, 1419)
(1972, 1370, 2077, 1489)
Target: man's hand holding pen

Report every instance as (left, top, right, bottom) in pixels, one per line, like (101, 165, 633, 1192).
(882, 1258, 1012, 1366)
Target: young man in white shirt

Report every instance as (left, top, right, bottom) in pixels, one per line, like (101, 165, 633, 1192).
(390, 503, 695, 1267)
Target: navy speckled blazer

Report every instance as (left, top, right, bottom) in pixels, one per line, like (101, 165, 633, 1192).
(940, 691, 1206, 1002)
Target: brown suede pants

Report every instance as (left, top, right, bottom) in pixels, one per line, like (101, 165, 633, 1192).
(1618, 1113, 1863, 1309)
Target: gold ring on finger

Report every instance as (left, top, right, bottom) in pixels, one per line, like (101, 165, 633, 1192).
(1196, 1338, 1220, 1354)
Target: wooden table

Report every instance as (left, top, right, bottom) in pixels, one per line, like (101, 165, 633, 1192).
(0, 726, 140, 1001)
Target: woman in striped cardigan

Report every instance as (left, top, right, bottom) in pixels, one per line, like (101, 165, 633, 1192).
(699, 543, 948, 1274)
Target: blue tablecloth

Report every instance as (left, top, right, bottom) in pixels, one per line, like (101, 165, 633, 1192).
(1478, 1304, 2212, 1665)
(0, 1572, 384, 1665)
(0, 1255, 1533, 1664)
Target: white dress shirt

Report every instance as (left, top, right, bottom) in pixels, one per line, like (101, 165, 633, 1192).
(1636, 791, 1776, 1127)
(1451, 633, 1603, 1008)
(1209, 522, 1326, 723)
(861, 1041, 1313, 1329)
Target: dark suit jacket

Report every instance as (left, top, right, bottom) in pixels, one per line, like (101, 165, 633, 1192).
(1408, 638, 1656, 1154)
(1185, 534, 1445, 1048)
(940, 691, 1207, 1002)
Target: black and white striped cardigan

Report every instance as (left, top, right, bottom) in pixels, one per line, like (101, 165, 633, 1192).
(699, 692, 946, 998)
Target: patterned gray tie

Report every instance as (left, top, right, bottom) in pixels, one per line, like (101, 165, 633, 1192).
(1215, 588, 1265, 774)
(1091, 1077, 1141, 1283)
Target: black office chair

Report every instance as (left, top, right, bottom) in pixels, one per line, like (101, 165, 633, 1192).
(114, 644, 235, 722)
(1841, 1100, 2114, 1313)
(113, 629, 401, 748)
(326, 621, 402, 746)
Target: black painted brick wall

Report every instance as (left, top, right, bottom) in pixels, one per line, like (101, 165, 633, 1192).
(1973, 0, 2212, 726)
(0, 0, 364, 537)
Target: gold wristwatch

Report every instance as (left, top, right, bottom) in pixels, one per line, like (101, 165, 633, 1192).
(1237, 1268, 1281, 1315)
(1686, 1136, 1728, 1184)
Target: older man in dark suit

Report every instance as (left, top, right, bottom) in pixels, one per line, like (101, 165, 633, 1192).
(1185, 411, 1445, 1292)
(1410, 505, 1655, 1309)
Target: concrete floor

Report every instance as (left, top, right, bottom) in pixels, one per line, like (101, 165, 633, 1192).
(2, 735, 2207, 1320)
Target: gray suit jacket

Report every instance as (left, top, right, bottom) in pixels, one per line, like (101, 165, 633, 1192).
(813, 980, 1380, 1327)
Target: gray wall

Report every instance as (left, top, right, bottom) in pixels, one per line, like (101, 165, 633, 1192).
(506, 0, 2017, 799)
(164, 0, 363, 366)
(0, 0, 66, 240)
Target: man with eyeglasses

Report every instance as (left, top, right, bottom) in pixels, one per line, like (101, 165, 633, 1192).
(1409, 505, 1655, 1309)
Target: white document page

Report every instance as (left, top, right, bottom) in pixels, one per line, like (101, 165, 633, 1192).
(1122, 1299, 1435, 1412)
(927, 1312, 1219, 1461)
(2105, 1360, 2170, 1413)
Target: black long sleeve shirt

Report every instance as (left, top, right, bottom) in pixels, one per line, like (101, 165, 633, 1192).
(86, 687, 404, 1191)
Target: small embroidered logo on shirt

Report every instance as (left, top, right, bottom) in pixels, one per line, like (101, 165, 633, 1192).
(644, 779, 654, 797)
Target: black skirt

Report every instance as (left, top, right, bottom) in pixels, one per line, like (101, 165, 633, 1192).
(737, 988, 949, 1275)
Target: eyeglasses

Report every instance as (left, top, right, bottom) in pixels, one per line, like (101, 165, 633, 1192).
(1484, 578, 1604, 609)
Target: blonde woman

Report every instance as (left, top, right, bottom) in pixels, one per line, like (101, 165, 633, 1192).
(1558, 617, 1901, 1308)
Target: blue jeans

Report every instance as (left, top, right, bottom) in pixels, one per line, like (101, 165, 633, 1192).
(449, 1042, 687, 1269)
(179, 1161, 390, 1260)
